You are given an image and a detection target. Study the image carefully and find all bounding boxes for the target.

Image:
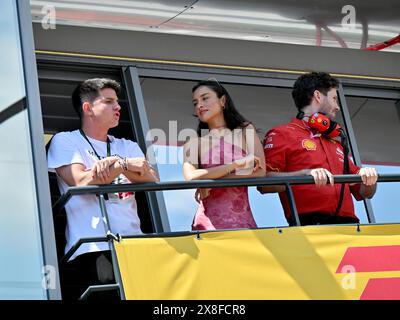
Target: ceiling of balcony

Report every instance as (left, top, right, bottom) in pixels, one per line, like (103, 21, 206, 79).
(30, 0, 400, 53)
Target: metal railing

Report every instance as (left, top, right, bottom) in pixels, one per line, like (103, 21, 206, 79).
(53, 173, 400, 299)
(54, 174, 400, 211)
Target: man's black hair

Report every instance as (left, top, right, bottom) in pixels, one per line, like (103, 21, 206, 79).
(71, 78, 121, 119)
(292, 72, 339, 111)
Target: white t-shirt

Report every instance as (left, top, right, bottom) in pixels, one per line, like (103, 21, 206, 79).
(47, 130, 144, 260)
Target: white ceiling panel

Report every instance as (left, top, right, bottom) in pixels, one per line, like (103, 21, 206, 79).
(30, 0, 400, 52)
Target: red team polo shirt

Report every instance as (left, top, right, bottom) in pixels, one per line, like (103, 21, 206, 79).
(263, 118, 363, 222)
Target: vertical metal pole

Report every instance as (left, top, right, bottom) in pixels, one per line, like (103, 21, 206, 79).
(122, 66, 170, 232)
(338, 84, 376, 223)
(285, 183, 301, 226)
(98, 194, 126, 300)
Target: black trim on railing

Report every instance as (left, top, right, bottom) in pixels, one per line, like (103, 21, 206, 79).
(60, 236, 108, 264)
(79, 284, 120, 301)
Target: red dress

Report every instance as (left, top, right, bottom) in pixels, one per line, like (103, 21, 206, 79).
(192, 137, 257, 230)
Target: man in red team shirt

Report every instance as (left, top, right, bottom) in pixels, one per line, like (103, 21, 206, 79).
(258, 72, 378, 226)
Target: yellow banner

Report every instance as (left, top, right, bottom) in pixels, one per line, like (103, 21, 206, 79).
(115, 224, 400, 300)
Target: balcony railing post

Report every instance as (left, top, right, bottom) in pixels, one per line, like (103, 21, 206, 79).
(98, 193, 112, 232)
(96, 194, 126, 300)
(285, 183, 301, 226)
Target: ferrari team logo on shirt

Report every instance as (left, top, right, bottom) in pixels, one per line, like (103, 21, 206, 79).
(302, 139, 317, 151)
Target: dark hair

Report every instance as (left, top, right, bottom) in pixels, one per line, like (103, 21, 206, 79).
(192, 80, 250, 136)
(72, 78, 121, 119)
(291, 72, 339, 111)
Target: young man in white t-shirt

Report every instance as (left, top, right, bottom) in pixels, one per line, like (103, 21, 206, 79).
(47, 78, 158, 299)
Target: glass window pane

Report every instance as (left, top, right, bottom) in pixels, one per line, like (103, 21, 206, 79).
(346, 96, 400, 223)
(141, 77, 300, 230)
(0, 1, 25, 113)
(0, 0, 46, 299)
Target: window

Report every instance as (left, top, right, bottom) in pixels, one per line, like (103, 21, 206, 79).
(140, 76, 304, 230)
(346, 95, 400, 223)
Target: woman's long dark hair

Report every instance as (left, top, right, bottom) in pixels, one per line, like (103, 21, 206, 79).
(192, 80, 250, 136)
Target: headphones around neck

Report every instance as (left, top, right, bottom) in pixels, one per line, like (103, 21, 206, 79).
(296, 111, 343, 139)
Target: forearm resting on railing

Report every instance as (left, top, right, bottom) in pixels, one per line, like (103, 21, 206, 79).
(225, 166, 266, 179)
(123, 167, 160, 183)
(56, 158, 123, 187)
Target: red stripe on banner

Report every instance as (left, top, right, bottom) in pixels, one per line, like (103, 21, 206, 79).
(336, 245, 400, 273)
(360, 278, 400, 300)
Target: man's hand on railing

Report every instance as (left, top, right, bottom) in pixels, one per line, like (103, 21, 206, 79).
(122, 157, 159, 183)
(358, 167, 378, 186)
(259, 168, 335, 193)
(304, 168, 335, 187)
(358, 167, 378, 199)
